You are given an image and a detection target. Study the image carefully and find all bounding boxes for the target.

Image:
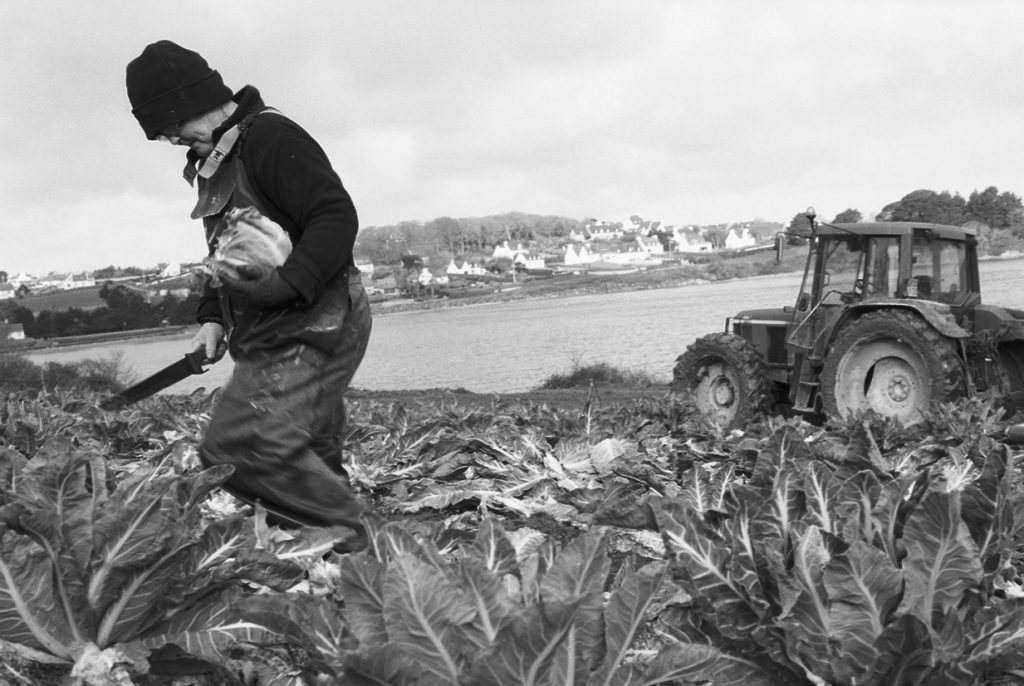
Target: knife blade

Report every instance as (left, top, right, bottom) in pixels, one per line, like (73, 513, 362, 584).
(100, 350, 209, 410)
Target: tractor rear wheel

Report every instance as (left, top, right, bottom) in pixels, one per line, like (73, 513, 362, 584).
(820, 310, 964, 424)
(672, 333, 770, 429)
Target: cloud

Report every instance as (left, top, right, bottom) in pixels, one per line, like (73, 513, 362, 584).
(5, 1, 1024, 273)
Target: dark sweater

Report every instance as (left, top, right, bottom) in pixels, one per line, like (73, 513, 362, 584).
(195, 85, 358, 323)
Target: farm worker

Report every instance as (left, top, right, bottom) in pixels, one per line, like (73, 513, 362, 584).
(125, 40, 372, 552)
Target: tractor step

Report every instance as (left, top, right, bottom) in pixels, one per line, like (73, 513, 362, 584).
(790, 351, 821, 412)
(793, 378, 819, 412)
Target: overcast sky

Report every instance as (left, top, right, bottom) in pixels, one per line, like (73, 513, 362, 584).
(3, 1, 1024, 274)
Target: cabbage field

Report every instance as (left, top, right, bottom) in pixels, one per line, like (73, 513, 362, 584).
(1, 386, 1023, 685)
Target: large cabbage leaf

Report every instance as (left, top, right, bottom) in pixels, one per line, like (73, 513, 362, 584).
(959, 444, 1014, 571)
(653, 498, 765, 640)
(592, 560, 666, 686)
(540, 531, 609, 684)
(338, 555, 388, 647)
(639, 642, 796, 686)
(897, 490, 983, 624)
(458, 556, 515, 647)
(465, 597, 585, 686)
(382, 552, 479, 683)
(0, 438, 306, 666)
(823, 540, 902, 683)
(139, 586, 286, 662)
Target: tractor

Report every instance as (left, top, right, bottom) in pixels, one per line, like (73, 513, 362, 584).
(672, 209, 1024, 428)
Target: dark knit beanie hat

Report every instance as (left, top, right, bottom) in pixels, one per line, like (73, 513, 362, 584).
(126, 40, 233, 139)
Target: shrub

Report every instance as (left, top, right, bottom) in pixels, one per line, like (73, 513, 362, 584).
(538, 361, 658, 389)
(0, 353, 132, 395)
(48, 354, 134, 394)
(0, 352, 44, 393)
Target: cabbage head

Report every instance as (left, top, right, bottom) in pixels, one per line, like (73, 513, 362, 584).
(205, 206, 292, 285)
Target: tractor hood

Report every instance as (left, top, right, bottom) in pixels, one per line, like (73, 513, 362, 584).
(730, 307, 793, 325)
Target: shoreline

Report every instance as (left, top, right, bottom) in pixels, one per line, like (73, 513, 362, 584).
(10, 263, 730, 351)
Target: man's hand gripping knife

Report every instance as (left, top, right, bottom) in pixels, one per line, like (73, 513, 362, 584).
(191, 321, 227, 363)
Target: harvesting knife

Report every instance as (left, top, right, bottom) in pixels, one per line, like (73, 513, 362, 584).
(100, 350, 209, 410)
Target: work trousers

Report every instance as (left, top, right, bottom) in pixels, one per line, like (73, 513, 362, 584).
(200, 282, 372, 532)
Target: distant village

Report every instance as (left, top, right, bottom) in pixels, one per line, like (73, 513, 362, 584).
(0, 263, 197, 343)
(358, 217, 776, 296)
(0, 261, 193, 302)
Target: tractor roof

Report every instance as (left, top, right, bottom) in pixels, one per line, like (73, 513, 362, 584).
(817, 221, 976, 240)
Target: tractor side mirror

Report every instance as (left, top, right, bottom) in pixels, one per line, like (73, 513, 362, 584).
(797, 292, 810, 311)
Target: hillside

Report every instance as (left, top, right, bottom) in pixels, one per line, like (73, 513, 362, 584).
(15, 285, 106, 313)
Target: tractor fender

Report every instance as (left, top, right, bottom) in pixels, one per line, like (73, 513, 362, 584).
(832, 302, 970, 342)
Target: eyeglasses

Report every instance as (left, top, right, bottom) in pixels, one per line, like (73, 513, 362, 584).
(155, 121, 183, 143)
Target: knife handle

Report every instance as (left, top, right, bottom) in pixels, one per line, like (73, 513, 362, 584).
(185, 349, 210, 374)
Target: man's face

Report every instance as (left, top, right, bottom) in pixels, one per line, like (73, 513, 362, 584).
(157, 116, 217, 157)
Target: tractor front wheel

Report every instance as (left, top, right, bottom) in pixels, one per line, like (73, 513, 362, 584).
(672, 333, 770, 429)
(820, 310, 963, 424)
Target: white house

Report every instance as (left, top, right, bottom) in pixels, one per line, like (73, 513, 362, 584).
(635, 236, 665, 255)
(0, 283, 14, 301)
(355, 261, 375, 277)
(672, 227, 713, 252)
(446, 259, 488, 276)
(159, 262, 182, 278)
(584, 221, 624, 241)
(724, 227, 756, 250)
(564, 244, 596, 266)
(9, 273, 35, 287)
(513, 253, 547, 270)
(492, 241, 528, 260)
(0, 322, 24, 340)
(41, 272, 96, 290)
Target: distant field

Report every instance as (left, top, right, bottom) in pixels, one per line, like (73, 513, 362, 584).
(15, 286, 106, 313)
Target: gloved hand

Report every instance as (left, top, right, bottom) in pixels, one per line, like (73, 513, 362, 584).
(220, 264, 298, 307)
(191, 322, 227, 363)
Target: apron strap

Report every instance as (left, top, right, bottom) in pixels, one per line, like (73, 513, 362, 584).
(197, 124, 243, 180)
(182, 107, 283, 185)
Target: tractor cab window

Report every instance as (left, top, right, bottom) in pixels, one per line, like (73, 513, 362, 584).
(908, 235, 967, 304)
(860, 236, 900, 298)
(812, 235, 865, 306)
(789, 234, 866, 350)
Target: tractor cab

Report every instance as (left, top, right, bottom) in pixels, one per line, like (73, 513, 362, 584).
(787, 217, 979, 353)
(777, 214, 979, 416)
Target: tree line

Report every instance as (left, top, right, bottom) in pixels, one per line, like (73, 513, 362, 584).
(356, 186, 1024, 272)
(355, 212, 588, 269)
(785, 186, 1024, 253)
(1, 283, 200, 340)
